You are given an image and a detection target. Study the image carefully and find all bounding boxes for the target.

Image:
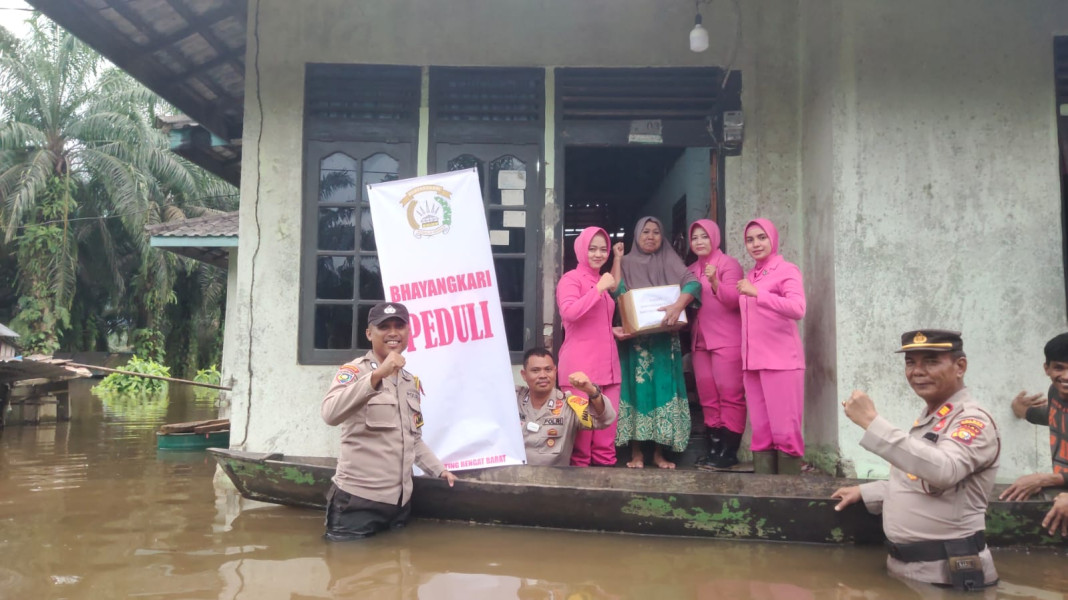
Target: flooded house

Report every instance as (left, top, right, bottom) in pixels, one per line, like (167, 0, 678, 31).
(0, 323, 18, 361)
(28, 0, 1068, 479)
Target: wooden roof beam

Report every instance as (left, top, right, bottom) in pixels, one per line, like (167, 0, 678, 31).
(141, 3, 244, 54)
(165, 0, 246, 81)
(28, 0, 237, 140)
(101, 0, 237, 106)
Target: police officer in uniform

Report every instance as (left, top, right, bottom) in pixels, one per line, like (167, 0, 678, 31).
(832, 330, 1000, 591)
(320, 302, 456, 541)
(516, 348, 616, 466)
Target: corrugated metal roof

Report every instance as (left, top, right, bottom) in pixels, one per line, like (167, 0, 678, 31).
(0, 357, 92, 385)
(0, 323, 19, 339)
(145, 211, 238, 238)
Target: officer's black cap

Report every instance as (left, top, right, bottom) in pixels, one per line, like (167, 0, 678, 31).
(896, 329, 963, 353)
(368, 302, 409, 327)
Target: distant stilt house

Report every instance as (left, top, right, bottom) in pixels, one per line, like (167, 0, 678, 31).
(0, 323, 19, 360)
(27, 0, 1068, 479)
(145, 211, 240, 396)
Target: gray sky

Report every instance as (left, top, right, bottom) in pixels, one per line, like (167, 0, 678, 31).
(0, 0, 34, 39)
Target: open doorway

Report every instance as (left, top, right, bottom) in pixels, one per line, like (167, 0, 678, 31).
(562, 146, 714, 273)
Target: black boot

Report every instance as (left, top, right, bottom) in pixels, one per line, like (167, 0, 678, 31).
(711, 429, 742, 470)
(695, 428, 724, 468)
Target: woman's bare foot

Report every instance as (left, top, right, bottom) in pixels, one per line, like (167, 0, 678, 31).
(627, 443, 644, 468)
(653, 448, 676, 470)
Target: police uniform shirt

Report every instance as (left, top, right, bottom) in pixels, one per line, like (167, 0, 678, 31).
(858, 387, 1000, 586)
(516, 386, 617, 467)
(321, 351, 445, 506)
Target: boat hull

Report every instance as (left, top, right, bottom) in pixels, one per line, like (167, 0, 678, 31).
(157, 430, 230, 451)
(207, 449, 1064, 547)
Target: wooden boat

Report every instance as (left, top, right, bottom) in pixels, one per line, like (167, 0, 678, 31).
(207, 448, 1065, 547)
(157, 419, 230, 450)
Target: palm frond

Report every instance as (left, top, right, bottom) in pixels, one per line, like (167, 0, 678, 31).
(0, 149, 54, 243)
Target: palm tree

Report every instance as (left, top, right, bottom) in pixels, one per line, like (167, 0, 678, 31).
(0, 16, 236, 359)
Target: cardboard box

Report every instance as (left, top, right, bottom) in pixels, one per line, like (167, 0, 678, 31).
(617, 285, 688, 335)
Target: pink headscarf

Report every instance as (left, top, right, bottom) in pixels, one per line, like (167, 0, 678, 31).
(688, 219, 723, 272)
(573, 226, 610, 283)
(744, 218, 780, 273)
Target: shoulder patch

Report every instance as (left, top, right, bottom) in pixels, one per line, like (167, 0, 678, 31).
(950, 427, 979, 445)
(335, 365, 359, 385)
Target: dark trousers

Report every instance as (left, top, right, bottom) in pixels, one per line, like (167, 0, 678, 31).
(324, 484, 411, 541)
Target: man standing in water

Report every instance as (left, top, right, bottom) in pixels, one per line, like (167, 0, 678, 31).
(320, 302, 456, 541)
(832, 330, 1000, 591)
(998, 332, 1068, 501)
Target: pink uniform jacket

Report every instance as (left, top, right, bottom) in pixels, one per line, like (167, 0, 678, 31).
(687, 219, 743, 351)
(556, 227, 621, 386)
(739, 219, 806, 371)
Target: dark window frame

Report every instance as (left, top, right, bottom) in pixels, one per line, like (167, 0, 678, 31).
(428, 67, 545, 364)
(298, 64, 421, 365)
(552, 67, 737, 356)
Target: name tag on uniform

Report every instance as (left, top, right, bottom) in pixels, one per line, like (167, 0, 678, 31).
(526, 421, 541, 433)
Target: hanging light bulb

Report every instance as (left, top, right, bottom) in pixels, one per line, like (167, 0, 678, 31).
(690, 4, 709, 53)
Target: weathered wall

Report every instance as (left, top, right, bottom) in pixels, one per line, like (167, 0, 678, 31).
(798, 0, 841, 474)
(228, 0, 801, 455)
(828, 0, 1068, 479)
(723, 2, 802, 261)
(228, 0, 1068, 482)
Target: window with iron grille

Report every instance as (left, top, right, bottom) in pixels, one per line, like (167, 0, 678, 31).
(429, 67, 544, 363)
(299, 64, 421, 365)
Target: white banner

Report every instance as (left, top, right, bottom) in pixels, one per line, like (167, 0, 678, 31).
(368, 169, 526, 471)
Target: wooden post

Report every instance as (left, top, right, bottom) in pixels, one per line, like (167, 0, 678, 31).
(65, 363, 233, 391)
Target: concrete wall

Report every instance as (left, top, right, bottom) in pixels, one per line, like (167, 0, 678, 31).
(228, 0, 802, 457)
(229, 0, 1068, 481)
(826, 0, 1068, 479)
(798, 0, 842, 474)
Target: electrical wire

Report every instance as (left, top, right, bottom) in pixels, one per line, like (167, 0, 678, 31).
(9, 194, 239, 230)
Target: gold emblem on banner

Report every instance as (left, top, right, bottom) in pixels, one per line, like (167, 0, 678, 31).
(400, 184, 453, 238)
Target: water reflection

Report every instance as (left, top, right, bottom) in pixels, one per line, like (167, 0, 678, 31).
(0, 380, 1065, 599)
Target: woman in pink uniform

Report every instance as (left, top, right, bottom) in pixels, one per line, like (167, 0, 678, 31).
(557, 226, 621, 466)
(687, 219, 745, 469)
(737, 218, 806, 475)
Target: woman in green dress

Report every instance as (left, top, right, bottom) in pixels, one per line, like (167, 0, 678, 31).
(610, 216, 701, 469)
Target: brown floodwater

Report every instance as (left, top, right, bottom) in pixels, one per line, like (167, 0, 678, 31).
(1, 380, 1065, 600)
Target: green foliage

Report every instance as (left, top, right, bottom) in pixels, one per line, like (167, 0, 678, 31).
(131, 328, 165, 363)
(193, 365, 221, 385)
(93, 355, 170, 396)
(0, 15, 235, 372)
(10, 178, 75, 354)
